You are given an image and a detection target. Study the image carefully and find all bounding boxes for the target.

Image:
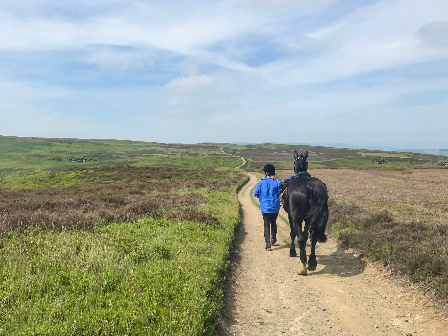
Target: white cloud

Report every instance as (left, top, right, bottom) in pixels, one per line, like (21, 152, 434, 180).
(163, 75, 215, 93)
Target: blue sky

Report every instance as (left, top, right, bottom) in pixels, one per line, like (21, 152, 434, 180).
(0, 0, 447, 148)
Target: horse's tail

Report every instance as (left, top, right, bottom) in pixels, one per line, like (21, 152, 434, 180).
(307, 179, 329, 243)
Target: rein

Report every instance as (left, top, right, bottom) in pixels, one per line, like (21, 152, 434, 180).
(281, 187, 287, 198)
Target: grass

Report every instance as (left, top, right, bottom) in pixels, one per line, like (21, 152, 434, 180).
(0, 136, 236, 176)
(132, 155, 242, 169)
(0, 166, 248, 335)
(3, 136, 446, 179)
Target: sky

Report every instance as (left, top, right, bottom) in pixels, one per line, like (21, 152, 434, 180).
(0, 0, 447, 148)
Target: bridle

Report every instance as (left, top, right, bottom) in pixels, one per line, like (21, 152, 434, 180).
(294, 155, 307, 173)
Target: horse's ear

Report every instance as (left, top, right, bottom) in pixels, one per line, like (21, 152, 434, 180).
(294, 150, 298, 160)
(304, 150, 308, 159)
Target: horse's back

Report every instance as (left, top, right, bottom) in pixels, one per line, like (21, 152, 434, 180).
(287, 176, 311, 217)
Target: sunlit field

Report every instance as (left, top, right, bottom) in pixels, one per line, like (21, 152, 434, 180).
(0, 166, 247, 335)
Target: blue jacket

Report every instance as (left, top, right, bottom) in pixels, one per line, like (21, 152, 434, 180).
(254, 178, 281, 214)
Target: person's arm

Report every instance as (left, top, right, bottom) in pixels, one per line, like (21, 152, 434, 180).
(254, 181, 261, 198)
(277, 180, 282, 195)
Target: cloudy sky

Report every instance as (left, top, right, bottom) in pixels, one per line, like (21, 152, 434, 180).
(0, 0, 447, 147)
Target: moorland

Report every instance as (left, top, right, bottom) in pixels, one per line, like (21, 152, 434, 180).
(1, 135, 448, 334)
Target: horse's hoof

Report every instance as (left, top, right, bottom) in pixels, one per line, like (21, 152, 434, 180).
(318, 234, 327, 243)
(298, 263, 308, 275)
(290, 251, 297, 257)
(307, 264, 317, 271)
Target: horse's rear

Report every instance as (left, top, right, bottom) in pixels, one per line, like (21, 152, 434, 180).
(283, 176, 329, 275)
(307, 177, 329, 244)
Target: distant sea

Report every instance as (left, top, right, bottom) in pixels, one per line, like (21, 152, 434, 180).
(400, 149, 448, 156)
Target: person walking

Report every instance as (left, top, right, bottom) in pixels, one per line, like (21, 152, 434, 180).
(254, 164, 282, 250)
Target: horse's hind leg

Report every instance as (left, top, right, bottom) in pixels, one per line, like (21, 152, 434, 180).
(309, 207, 328, 270)
(289, 213, 297, 257)
(308, 226, 318, 271)
(295, 217, 308, 275)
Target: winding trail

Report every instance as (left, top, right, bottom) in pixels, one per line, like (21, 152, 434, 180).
(235, 157, 246, 169)
(219, 147, 246, 169)
(220, 173, 448, 336)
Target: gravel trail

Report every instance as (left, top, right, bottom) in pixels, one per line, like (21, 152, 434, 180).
(220, 173, 448, 336)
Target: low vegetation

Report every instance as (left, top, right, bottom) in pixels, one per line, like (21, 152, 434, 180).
(2, 136, 446, 178)
(2, 135, 448, 331)
(276, 168, 448, 301)
(328, 201, 448, 300)
(0, 166, 247, 335)
(224, 143, 447, 170)
(310, 168, 448, 223)
(282, 168, 447, 302)
(0, 136, 238, 176)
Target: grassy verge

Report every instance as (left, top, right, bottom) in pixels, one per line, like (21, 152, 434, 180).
(327, 199, 448, 301)
(0, 166, 248, 335)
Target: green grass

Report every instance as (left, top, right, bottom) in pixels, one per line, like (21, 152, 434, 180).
(0, 217, 235, 335)
(249, 175, 261, 209)
(2, 136, 445, 177)
(0, 136, 235, 176)
(0, 170, 90, 189)
(0, 165, 248, 335)
(132, 156, 242, 169)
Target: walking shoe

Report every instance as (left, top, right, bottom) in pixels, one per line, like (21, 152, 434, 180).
(265, 243, 271, 250)
(271, 237, 276, 245)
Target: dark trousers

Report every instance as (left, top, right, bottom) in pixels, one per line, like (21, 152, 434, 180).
(262, 212, 278, 244)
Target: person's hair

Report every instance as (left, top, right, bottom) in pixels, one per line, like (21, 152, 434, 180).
(263, 163, 275, 176)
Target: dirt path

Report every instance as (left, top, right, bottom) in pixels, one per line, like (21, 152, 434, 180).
(220, 173, 448, 336)
(235, 157, 246, 169)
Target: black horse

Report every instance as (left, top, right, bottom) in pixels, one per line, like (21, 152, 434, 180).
(281, 150, 329, 275)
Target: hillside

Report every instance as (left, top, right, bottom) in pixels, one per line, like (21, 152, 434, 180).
(1, 136, 447, 178)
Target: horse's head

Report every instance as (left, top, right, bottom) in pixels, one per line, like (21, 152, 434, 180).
(294, 150, 309, 174)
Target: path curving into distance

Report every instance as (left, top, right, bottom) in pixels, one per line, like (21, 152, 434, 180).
(235, 157, 246, 169)
(219, 147, 246, 169)
(220, 173, 447, 336)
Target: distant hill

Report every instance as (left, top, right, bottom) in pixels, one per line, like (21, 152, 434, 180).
(1, 136, 447, 176)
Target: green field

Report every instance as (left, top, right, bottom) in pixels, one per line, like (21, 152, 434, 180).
(0, 162, 247, 335)
(2, 136, 446, 179)
(0, 136, 241, 177)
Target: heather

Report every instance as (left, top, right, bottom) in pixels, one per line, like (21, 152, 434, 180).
(0, 166, 243, 233)
(0, 166, 248, 335)
(275, 169, 448, 302)
(327, 199, 448, 301)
